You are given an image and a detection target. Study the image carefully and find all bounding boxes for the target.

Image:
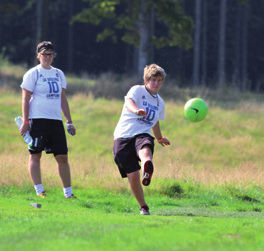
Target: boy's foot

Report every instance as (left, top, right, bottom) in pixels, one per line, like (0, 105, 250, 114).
(140, 205, 150, 215)
(38, 191, 46, 198)
(142, 160, 154, 186)
(64, 194, 77, 199)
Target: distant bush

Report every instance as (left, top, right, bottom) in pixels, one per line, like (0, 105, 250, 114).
(1, 62, 264, 104)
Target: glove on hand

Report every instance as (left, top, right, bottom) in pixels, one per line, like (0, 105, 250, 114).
(65, 123, 75, 136)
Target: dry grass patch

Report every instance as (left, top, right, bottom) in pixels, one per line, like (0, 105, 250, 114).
(154, 160, 263, 186)
(1, 151, 262, 191)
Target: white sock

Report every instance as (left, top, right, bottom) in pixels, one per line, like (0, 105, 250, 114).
(34, 184, 45, 195)
(63, 187, 72, 198)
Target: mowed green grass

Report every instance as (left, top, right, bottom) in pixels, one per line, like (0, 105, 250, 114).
(0, 186, 263, 251)
(0, 91, 264, 250)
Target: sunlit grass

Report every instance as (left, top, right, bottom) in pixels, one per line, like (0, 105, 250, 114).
(0, 61, 263, 191)
(0, 185, 263, 251)
(1, 92, 263, 192)
(1, 60, 264, 251)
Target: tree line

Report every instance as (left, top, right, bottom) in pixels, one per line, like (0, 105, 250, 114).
(0, 0, 263, 91)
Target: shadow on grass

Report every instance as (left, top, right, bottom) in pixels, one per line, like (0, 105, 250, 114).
(153, 208, 264, 218)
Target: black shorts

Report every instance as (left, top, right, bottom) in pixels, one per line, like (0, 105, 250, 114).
(113, 133, 155, 178)
(29, 119, 68, 156)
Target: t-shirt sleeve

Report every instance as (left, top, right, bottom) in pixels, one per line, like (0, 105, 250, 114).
(57, 69, 67, 89)
(125, 85, 140, 103)
(159, 106, 165, 121)
(159, 99, 165, 121)
(20, 69, 37, 92)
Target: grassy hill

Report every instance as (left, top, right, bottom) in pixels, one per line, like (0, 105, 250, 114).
(0, 62, 263, 251)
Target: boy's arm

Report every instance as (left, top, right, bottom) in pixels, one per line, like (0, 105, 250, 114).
(152, 121, 170, 147)
(125, 98, 147, 117)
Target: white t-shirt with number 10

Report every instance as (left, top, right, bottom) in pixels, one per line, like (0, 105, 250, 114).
(20, 64, 67, 120)
(114, 85, 165, 140)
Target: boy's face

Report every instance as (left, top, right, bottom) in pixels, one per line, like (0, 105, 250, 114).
(145, 75, 164, 94)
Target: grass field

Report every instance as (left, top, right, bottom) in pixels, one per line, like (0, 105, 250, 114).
(0, 76, 264, 250)
(1, 186, 264, 251)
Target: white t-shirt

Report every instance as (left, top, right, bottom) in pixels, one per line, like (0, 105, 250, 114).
(20, 65, 67, 120)
(114, 85, 165, 139)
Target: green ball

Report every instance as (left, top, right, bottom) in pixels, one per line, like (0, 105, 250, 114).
(184, 98, 208, 122)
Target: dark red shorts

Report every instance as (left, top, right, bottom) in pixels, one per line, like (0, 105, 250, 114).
(113, 133, 154, 178)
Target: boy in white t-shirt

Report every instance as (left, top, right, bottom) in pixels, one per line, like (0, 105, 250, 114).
(113, 64, 170, 215)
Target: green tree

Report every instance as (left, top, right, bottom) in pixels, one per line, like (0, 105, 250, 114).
(192, 0, 201, 87)
(218, 0, 227, 87)
(0, 1, 20, 52)
(72, 0, 193, 74)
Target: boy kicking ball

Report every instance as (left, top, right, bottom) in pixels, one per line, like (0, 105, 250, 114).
(113, 64, 170, 215)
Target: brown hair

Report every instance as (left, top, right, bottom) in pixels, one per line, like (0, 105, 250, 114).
(36, 41, 55, 54)
(143, 64, 166, 83)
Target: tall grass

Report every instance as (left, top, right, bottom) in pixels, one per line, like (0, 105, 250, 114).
(0, 90, 263, 194)
(0, 62, 263, 194)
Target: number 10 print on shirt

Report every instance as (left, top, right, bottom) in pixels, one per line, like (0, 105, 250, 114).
(43, 76, 61, 99)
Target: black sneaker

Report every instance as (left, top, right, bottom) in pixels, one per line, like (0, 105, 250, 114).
(142, 160, 154, 186)
(140, 205, 150, 215)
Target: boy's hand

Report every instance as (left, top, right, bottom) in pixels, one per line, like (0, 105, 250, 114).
(158, 137, 170, 147)
(135, 109, 147, 117)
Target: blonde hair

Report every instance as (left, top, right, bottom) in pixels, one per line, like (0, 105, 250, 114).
(143, 64, 166, 83)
